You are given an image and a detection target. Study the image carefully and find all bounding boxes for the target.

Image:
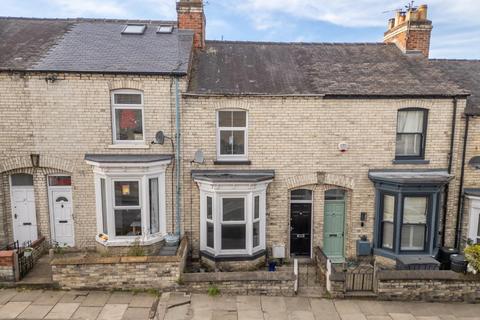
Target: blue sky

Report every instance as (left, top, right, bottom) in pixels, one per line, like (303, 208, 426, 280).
(2, 0, 480, 59)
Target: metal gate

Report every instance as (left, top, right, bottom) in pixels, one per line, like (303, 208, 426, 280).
(345, 264, 374, 292)
(8, 240, 34, 279)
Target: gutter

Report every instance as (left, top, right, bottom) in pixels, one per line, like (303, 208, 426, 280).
(441, 97, 457, 246)
(1, 68, 188, 77)
(181, 92, 469, 99)
(454, 113, 470, 249)
(174, 77, 182, 237)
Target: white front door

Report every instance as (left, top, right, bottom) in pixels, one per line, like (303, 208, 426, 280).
(468, 199, 480, 244)
(49, 187, 75, 247)
(11, 187, 38, 246)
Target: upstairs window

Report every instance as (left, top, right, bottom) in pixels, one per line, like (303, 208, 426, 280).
(395, 109, 427, 159)
(112, 90, 144, 144)
(217, 110, 248, 161)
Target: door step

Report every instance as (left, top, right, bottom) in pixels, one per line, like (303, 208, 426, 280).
(344, 291, 378, 299)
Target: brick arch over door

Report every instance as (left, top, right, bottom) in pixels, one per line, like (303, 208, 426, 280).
(285, 172, 355, 191)
(0, 156, 74, 174)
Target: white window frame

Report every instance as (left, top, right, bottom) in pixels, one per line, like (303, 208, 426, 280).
(467, 197, 480, 244)
(216, 110, 248, 161)
(111, 89, 145, 145)
(111, 178, 143, 239)
(197, 180, 270, 257)
(87, 159, 170, 247)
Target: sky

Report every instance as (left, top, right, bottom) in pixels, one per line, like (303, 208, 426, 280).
(2, 0, 480, 59)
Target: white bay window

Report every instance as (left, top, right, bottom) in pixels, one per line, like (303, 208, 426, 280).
(85, 154, 171, 246)
(194, 170, 274, 257)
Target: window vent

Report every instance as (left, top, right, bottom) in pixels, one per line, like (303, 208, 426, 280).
(157, 25, 174, 34)
(122, 24, 147, 35)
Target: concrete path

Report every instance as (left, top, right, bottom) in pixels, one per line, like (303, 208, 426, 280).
(1, 289, 480, 320)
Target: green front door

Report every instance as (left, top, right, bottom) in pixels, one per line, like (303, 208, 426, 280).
(323, 196, 345, 262)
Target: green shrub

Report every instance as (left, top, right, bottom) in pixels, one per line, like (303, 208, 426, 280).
(207, 284, 220, 297)
(465, 244, 480, 273)
(127, 239, 145, 257)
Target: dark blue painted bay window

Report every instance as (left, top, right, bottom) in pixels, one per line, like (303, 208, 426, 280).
(369, 170, 452, 258)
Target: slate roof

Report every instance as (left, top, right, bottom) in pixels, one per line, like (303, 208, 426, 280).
(429, 59, 480, 115)
(0, 17, 193, 75)
(187, 41, 468, 97)
(84, 154, 173, 164)
(191, 170, 275, 183)
(368, 169, 453, 186)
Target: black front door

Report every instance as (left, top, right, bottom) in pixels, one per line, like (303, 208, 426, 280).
(290, 203, 312, 256)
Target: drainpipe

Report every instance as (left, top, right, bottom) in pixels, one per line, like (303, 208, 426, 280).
(454, 114, 470, 249)
(441, 97, 457, 246)
(175, 77, 182, 237)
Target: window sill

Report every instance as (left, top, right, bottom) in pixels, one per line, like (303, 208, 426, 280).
(392, 159, 430, 165)
(96, 234, 164, 247)
(214, 160, 251, 165)
(107, 144, 150, 149)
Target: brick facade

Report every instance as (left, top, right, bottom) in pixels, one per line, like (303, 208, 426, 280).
(0, 72, 187, 249)
(180, 96, 467, 260)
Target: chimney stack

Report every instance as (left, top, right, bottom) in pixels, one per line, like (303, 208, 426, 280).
(177, 0, 206, 49)
(384, 4, 432, 57)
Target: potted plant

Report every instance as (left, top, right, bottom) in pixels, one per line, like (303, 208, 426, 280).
(24, 247, 33, 257)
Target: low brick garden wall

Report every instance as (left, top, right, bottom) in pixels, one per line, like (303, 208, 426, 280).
(376, 270, 480, 302)
(0, 250, 16, 282)
(51, 238, 188, 290)
(0, 236, 47, 283)
(182, 269, 296, 296)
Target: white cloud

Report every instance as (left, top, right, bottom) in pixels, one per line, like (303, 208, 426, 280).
(47, 0, 127, 17)
(226, 0, 480, 29)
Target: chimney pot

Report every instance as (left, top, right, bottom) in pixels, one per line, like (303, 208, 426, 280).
(383, 4, 432, 57)
(388, 18, 395, 30)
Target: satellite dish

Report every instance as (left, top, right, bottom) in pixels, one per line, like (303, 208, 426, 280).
(154, 131, 165, 145)
(193, 150, 205, 164)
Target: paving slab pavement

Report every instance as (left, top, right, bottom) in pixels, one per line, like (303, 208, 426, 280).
(0, 289, 18, 305)
(0, 301, 32, 319)
(129, 293, 156, 308)
(121, 307, 151, 320)
(81, 292, 112, 307)
(71, 306, 103, 320)
(2, 289, 480, 319)
(33, 291, 65, 306)
(97, 304, 128, 320)
(18, 304, 54, 319)
(44, 302, 80, 319)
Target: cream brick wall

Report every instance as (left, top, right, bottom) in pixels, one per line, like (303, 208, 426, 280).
(459, 116, 480, 245)
(0, 72, 187, 248)
(180, 96, 467, 259)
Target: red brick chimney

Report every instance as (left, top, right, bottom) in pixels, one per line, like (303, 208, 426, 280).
(177, 0, 205, 49)
(384, 4, 433, 57)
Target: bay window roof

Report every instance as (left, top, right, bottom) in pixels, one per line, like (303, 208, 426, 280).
(191, 170, 275, 183)
(85, 154, 173, 164)
(368, 169, 453, 186)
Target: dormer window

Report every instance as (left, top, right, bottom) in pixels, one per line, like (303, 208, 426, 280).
(122, 24, 146, 35)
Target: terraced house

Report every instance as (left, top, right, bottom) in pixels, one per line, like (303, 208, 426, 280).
(1, 0, 480, 290)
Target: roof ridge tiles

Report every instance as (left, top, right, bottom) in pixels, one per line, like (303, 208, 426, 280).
(205, 40, 389, 46)
(430, 58, 480, 62)
(0, 16, 176, 24)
